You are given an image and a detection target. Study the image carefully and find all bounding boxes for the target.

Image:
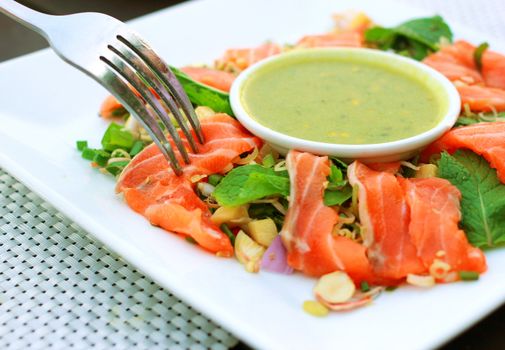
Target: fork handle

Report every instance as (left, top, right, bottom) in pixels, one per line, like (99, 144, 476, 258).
(0, 0, 55, 38)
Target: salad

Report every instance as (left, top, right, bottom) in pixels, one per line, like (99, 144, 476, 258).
(76, 11, 505, 316)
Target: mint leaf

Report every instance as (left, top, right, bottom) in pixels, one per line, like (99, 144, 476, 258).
(324, 186, 353, 206)
(437, 150, 505, 248)
(170, 65, 233, 115)
(394, 15, 452, 51)
(365, 15, 452, 60)
(101, 122, 135, 151)
(214, 164, 289, 206)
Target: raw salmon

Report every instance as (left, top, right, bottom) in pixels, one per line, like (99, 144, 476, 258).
(366, 161, 401, 174)
(295, 31, 363, 48)
(423, 40, 505, 112)
(215, 42, 281, 72)
(116, 114, 262, 256)
(400, 178, 486, 274)
(348, 162, 425, 280)
(280, 151, 374, 283)
(482, 48, 505, 89)
(456, 82, 505, 112)
(180, 66, 236, 92)
(420, 121, 505, 183)
(423, 41, 483, 84)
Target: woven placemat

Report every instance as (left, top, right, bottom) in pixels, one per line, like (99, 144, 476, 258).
(1, 1, 504, 349)
(0, 170, 238, 349)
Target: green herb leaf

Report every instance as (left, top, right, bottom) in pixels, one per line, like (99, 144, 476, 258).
(262, 154, 275, 168)
(214, 164, 290, 206)
(170, 66, 233, 115)
(220, 223, 236, 245)
(248, 203, 285, 228)
(437, 151, 505, 248)
(327, 164, 347, 189)
(360, 281, 370, 293)
(105, 160, 130, 176)
(76, 140, 88, 151)
(323, 185, 353, 206)
(474, 42, 489, 71)
(81, 147, 97, 161)
(365, 15, 452, 60)
(364, 27, 396, 49)
(208, 174, 223, 187)
(101, 123, 135, 152)
(129, 140, 145, 157)
(459, 271, 480, 281)
(393, 15, 452, 51)
(93, 150, 111, 167)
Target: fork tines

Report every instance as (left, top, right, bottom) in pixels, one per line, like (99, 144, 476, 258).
(99, 32, 204, 176)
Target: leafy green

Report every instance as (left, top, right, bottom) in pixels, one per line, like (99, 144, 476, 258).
(365, 15, 452, 60)
(248, 203, 285, 228)
(323, 186, 353, 206)
(208, 174, 223, 187)
(101, 122, 135, 151)
(220, 223, 236, 245)
(474, 42, 489, 71)
(214, 164, 290, 206)
(129, 140, 145, 156)
(455, 111, 505, 127)
(170, 66, 233, 115)
(105, 160, 130, 176)
(262, 154, 275, 168)
(437, 151, 505, 248)
(76, 140, 88, 151)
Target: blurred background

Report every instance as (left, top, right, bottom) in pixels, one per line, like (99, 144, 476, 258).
(1, 1, 504, 349)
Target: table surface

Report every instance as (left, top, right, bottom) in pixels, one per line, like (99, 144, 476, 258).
(1, 1, 504, 349)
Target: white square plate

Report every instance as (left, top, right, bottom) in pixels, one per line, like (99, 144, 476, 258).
(1, 0, 505, 349)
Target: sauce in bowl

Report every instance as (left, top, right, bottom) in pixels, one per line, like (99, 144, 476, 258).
(241, 55, 443, 144)
(230, 48, 460, 162)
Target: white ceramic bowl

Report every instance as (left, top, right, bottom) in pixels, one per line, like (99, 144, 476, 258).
(230, 48, 461, 163)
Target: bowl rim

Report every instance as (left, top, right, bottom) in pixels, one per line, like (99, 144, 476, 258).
(229, 47, 461, 158)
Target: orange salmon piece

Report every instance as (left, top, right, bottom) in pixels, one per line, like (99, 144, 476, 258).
(420, 121, 505, 183)
(401, 178, 487, 274)
(296, 31, 363, 48)
(347, 162, 425, 280)
(280, 151, 375, 284)
(482, 49, 505, 90)
(99, 95, 126, 118)
(366, 161, 401, 174)
(116, 114, 262, 256)
(456, 83, 505, 112)
(216, 42, 281, 71)
(180, 66, 236, 92)
(423, 41, 483, 85)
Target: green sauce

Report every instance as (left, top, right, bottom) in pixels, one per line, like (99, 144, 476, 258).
(240, 52, 444, 144)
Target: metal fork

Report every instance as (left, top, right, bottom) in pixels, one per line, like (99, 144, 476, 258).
(0, 0, 204, 176)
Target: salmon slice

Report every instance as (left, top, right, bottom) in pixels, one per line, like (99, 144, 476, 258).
(482, 48, 505, 89)
(295, 31, 363, 48)
(420, 121, 505, 183)
(400, 178, 486, 274)
(347, 162, 425, 280)
(116, 114, 262, 256)
(456, 82, 505, 112)
(215, 42, 281, 72)
(365, 161, 401, 174)
(180, 66, 236, 92)
(423, 41, 483, 85)
(280, 151, 374, 283)
(423, 40, 505, 112)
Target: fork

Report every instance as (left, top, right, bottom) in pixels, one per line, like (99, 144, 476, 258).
(0, 0, 204, 176)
